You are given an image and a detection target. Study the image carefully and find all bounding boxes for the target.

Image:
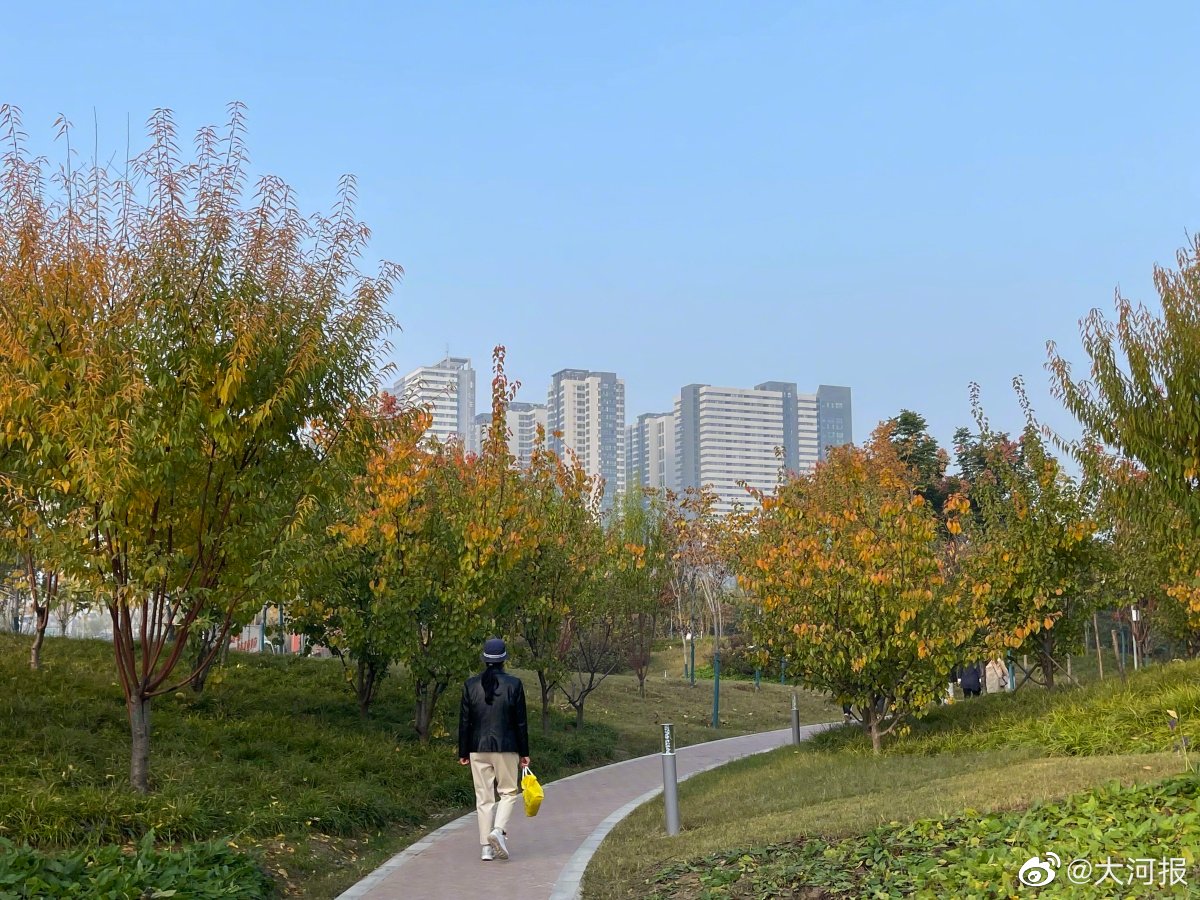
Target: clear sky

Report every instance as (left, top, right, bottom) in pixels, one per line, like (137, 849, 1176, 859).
(4, 2, 1197, 457)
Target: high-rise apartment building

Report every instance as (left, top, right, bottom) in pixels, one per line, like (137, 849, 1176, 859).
(547, 369, 625, 509)
(816, 384, 853, 460)
(395, 356, 476, 446)
(797, 391, 820, 471)
(472, 401, 548, 466)
(509, 402, 549, 465)
(675, 382, 812, 515)
(667, 381, 851, 515)
(626, 411, 677, 494)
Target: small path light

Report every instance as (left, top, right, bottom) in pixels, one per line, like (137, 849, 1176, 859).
(661, 723, 680, 836)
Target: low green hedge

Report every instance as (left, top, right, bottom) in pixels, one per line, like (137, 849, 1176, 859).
(812, 659, 1200, 758)
(646, 774, 1200, 898)
(0, 833, 275, 899)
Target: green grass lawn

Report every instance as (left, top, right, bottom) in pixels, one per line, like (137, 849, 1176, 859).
(584, 659, 1200, 899)
(0, 634, 831, 898)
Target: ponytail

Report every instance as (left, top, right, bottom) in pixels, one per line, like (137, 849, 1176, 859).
(482, 662, 502, 704)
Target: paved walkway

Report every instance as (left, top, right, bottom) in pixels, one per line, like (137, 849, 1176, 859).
(338, 723, 832, 900)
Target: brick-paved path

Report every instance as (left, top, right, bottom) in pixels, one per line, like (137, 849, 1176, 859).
(337, 724, 831, 900)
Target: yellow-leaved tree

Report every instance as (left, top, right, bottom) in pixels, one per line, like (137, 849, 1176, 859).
(0, 105, 397, 791)
(736, 426, 974, 752)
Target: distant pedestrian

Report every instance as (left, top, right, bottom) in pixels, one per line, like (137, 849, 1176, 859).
(959, 662, 983, 698)
(985, 659, 1009, 694)
(459, 637, 530, 862)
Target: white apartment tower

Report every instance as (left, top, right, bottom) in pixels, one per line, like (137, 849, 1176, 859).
(547, 369, 625, 510)
(627, 411, 677, 494)
(395, 356, 476, 446)
(472, 402, 548, 466)
(675, 381, 831, 515)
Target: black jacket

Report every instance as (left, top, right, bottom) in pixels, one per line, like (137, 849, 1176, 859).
(959, 663, 983, 692)
(458, 669, 530, 759)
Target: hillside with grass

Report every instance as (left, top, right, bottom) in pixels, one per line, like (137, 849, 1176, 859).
(0, 634, 833, 898)
(584, 660, 1200, 899)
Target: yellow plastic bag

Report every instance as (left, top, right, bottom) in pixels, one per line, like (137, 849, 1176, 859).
(522, 765, 543, 817)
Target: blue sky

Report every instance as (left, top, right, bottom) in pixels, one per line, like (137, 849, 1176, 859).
(4, 2, 1197, 458)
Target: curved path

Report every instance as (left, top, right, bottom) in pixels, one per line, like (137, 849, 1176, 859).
(337, 723, 832, 900)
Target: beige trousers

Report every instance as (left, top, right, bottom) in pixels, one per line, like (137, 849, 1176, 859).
(469, 752, 521, 845)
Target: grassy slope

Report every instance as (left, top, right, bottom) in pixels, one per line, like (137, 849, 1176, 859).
(0, 634, 832, 898)
(584, 659, 1200, 899)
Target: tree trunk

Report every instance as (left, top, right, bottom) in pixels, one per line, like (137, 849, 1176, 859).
(537, 669, 552, 737)
(414, 680, 446, 743)
(190, 624, 232, 695)
(357, 659, 372, 720)
(864, 705, 882, 754)
(29, 602, 49, 670)
(356, 658, 385, 720)
(191, 630, 217, 694)
(128, 695, 152, 793)
(574, 700, 585, 730)
(1040, 632, 1056, 690)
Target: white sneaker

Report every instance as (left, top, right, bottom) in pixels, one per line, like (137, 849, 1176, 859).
(481, 845, 494, 861)
(488, 828, 509, 860)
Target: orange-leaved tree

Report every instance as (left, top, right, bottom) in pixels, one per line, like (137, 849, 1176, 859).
(736, 426, 974, 752)
(355, 348, 526, 741)
(0, 105, 397, 791)
(0, 107, 101, 668)
(287, 395, 431, 718)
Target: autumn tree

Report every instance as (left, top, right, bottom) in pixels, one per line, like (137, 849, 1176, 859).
(287, 397, 431, 718)
(0, 106, 396, 791)
(608, 487, 672, 698)
(1048, 235, 1200, 636)
(888, 410, 962, 517)
(736, 426, 974, 753)
(961, 382, 1106, 688)
(1091, 459, 1200, 655)
(666, 487, 731, 725)
(501, 434, 601, 734)
(1102, 499, 1179, 660)
(355, 348, 525, 741)
(0, 108, 90, 668)
(559, 580, 626, 730)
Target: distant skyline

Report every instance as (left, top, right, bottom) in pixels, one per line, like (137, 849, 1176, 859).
(4, 2, 1198, 459)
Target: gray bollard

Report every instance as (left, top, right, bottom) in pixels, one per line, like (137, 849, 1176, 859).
(661, 723, 680, 836)
(791, 693, 801, 745)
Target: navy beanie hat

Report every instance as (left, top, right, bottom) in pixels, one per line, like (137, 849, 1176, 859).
(482, 637, 508, 663)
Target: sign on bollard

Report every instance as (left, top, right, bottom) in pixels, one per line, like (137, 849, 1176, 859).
(661, 723, 680, 836)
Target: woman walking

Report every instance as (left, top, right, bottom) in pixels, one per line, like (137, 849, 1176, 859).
(458, 637, 530, 861)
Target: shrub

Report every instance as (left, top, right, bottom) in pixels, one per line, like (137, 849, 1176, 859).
(0, 833, 275, 899)
(811, 658, 1200, 759)
(646, 775, 1200, 898)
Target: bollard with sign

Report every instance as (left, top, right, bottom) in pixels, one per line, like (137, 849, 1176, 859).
(1131, 607, 1140, 670)
(661, 723, 680, 836)
(791, 693, 801, 745)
